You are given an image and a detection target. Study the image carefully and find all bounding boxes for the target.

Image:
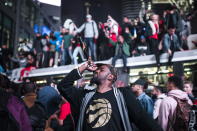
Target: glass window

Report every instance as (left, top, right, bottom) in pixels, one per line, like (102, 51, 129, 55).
(20, 0, 32, 26)
(43, 18, 50, 27)
(2, 15, 12, 48)
(2, 28, 10, 46)
(0, 12, 2, 31)
(3, 15, 12, 29)
(0, 12, 2, 48)
(30, 7, 36, 28)
(19, 28, 31, 42)
(0, 12, 2, 22)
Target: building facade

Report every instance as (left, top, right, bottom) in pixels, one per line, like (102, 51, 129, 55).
(0, 0, 59, 55)
(61, 0, 122, 26)
(61, 0, 153, 27)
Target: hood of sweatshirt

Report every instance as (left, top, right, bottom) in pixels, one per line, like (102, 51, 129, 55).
(168, 89, 193, 105)
(168, 89, 188, 99)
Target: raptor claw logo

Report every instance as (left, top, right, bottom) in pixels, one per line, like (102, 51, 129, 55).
(86, 98, 112, 128)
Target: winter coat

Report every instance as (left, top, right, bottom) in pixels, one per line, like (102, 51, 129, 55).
(109, 39, 130, 56)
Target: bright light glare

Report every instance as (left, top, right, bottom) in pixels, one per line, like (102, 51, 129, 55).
(38, 0, 61, 6)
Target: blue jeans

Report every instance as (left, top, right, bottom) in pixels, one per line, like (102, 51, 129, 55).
(112, 54, 127, 68)
(61, 48, 73, 65)
(84, 38, 97, 61)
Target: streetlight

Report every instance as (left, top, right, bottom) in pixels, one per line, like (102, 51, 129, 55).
(84, 2, 91, 15)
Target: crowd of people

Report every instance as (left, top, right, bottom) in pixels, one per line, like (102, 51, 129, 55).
(0, 5, 196, 81)
(0, 59, 196, 131)
(0, 4, 197, 131)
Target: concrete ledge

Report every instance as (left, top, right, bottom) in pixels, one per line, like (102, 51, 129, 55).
(27, 49, 197, 78)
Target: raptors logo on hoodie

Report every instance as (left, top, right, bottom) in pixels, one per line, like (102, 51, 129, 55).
(86, 98, 112, 128)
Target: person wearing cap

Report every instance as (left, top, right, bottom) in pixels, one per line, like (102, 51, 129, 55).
(135, 35, 149, 56)
(132, 79, 154, 116)
(77, 14, 98, 61)
(58, 60, 162, 131)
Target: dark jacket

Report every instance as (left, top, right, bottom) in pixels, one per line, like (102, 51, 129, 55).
(165, 12, 182, 32)
(57, 69, 163, 131)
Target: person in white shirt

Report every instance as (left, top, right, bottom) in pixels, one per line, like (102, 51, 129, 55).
(77, 14, 98, 61)
(151, 85, 167, 120)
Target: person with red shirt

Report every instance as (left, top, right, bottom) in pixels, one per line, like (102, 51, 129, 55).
(58, 100, 71, 126)
(57, 98, 74, 131)
(147, 14, 161, 72)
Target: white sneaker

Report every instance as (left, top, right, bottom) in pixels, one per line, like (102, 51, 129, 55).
(53, 65, 58, 68)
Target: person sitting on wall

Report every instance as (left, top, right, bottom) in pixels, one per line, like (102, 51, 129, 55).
(107, 35, 130, 72)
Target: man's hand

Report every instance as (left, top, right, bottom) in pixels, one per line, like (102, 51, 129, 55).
(87, 59, 97, 72)
(50, 114, 58, 120)
(94, 36, 98, 40)
(82, 43, 86, 50)
(132, 50, 137, 55)
(33, 49, 37, 55)
(78, 57, 97, 74)
(131, 36, 136, 40)
(68, 46, 72, 50)
(125, 28, 130, 33)
(168, 49, 172, 55)
(108, 15, 112, 19)
(158, 41, 163, 50)
(180, 48, 184, 51)
(105, 33, 110, 39)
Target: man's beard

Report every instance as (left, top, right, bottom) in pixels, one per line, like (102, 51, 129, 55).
(90, 77, 101, 85)
(91, 73, 110, 85)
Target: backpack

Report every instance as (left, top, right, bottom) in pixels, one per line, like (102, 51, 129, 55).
(189, 105, 197, 131)
(169, 96, 191, 131)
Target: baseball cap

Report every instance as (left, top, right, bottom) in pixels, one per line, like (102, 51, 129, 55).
(86, 14, 92, 19)
(133, 79, 148, 88)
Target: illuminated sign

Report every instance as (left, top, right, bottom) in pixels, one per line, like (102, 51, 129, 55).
(152, 0, 171, 3)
